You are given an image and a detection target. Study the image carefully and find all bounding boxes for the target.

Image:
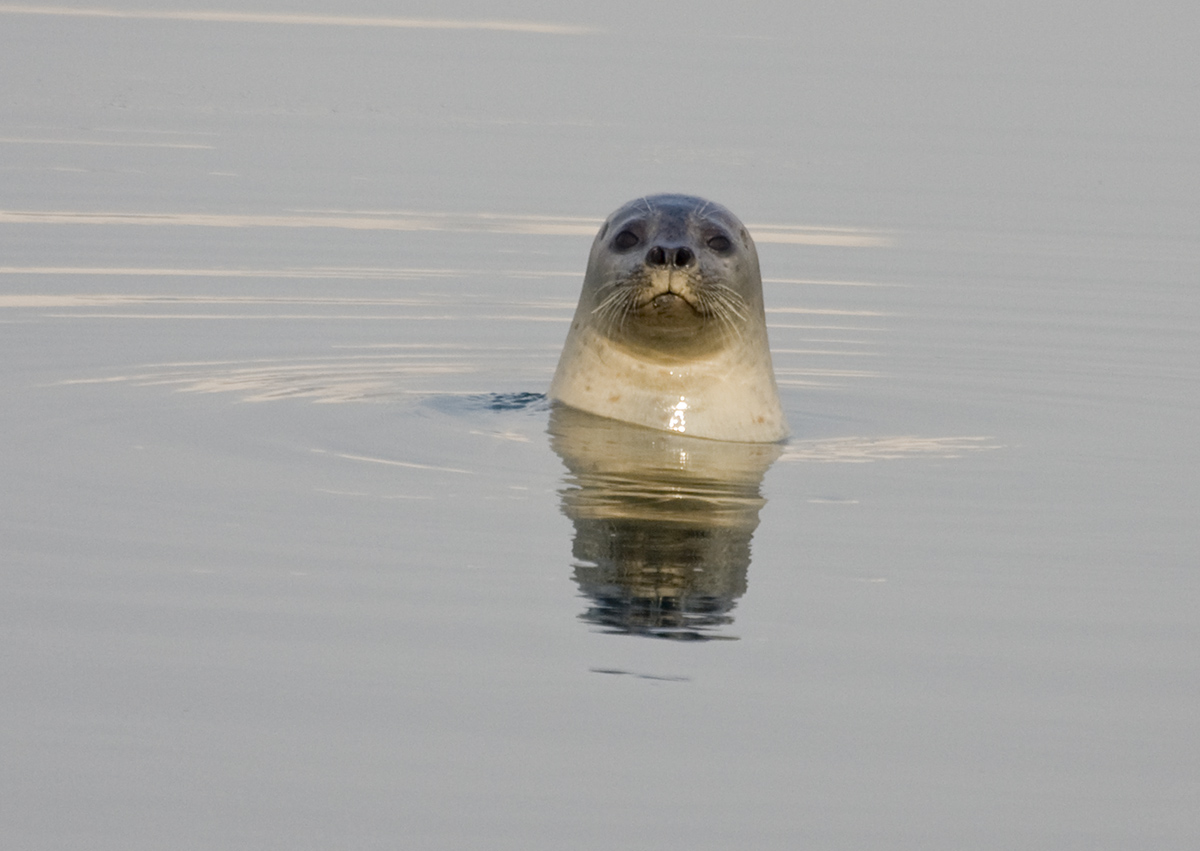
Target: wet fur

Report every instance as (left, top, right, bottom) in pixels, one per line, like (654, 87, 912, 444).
(549, 194, 789, 443)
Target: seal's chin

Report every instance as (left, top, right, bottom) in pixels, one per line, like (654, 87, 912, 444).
(624, 290, 714, 351)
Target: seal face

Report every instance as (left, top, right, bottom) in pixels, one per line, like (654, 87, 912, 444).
(549, 194, 789, 442)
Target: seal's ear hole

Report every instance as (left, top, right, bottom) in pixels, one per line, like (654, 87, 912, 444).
(613, 230, 640, 251)
(707, 235, 732, 253)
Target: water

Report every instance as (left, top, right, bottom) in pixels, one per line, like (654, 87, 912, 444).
(2, 3, 1197, 848)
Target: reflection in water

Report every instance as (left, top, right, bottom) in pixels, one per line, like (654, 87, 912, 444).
(549, 406, 782, 641)
(0, 7, 595, 36)
(0, 209, 892, 246)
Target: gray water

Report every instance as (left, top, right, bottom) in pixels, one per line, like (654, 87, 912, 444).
(2, 3, 1197, 849)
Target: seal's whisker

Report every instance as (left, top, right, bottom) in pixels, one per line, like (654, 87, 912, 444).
(706, 284, 750, 339)
(699, 280, 749, 324)
(591, 283, 640, 332)
(700, 293, 744, 339)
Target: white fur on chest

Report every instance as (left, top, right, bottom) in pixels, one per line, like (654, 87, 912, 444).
(550, 325, 788, 443)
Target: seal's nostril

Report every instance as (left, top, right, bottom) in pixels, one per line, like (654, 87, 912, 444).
(648, 246, 695, 267)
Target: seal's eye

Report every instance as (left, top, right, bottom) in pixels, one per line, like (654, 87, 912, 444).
(707, 235, 732, 253)
(613, 230, 639, 251)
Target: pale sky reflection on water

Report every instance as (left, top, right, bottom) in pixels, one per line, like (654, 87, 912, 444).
(2, 2, 1197, 849)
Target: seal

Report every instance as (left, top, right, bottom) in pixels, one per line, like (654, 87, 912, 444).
(549, 194, 789, 442)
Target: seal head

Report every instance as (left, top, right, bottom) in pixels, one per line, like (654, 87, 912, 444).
(549, 194, 788, 442)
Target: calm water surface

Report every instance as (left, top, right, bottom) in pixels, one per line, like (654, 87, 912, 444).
(2, 3, 1197, 849)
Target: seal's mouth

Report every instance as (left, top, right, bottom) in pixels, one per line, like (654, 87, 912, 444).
(635, 291, 704, 324)
(591, 269, 736, 339)
(645, 291, 691, 308)
(637, 287, 702, 315)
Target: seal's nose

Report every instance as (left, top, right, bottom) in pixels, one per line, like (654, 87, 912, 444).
(645, 245, 695, 269)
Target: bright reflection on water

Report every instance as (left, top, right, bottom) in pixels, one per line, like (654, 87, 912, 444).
(550, 405, 782, 640)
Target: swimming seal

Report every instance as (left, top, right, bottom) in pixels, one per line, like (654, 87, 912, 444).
(549, 194, 789, 442)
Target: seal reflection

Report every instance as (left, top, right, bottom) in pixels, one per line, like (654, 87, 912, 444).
(549, 405, 782, 641)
